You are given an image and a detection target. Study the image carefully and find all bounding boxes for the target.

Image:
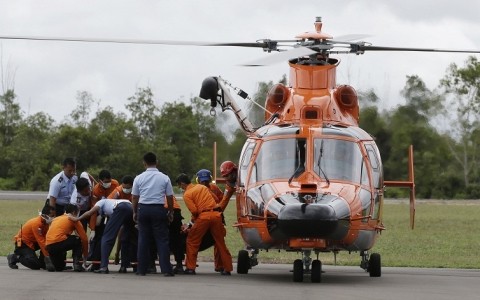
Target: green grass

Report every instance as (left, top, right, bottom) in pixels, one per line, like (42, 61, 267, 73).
(2, 200, 479, 268)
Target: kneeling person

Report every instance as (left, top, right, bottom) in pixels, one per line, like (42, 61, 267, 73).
(8, 205, 55, 270)
(70, 198, 134, 274)
(45, 204, 88, 272)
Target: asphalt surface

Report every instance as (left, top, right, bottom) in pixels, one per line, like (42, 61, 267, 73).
(0, 256, 479, 300)
(0, 190, 47, 201)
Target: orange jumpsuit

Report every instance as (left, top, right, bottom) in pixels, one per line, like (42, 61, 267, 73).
(108, 185, 132, 201)
(13, 216, 49, 256)
(208, 183, 226, 271)
(46, 214, 88, 258)
(183, 184, 233, 272)
(209, 183, 223, 203)
(220, 185, 236, 212)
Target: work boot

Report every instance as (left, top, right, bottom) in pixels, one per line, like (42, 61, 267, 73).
(93, 267, 109, 274)
(74, 264, 85, 272)
(7, 254, 18, 269)
(73, 258, 85, 272)
(173, 263, 184, 274)
(183, 269, 196, 275)
(220, 270, 231, 276)
(44, 256, 56, 272)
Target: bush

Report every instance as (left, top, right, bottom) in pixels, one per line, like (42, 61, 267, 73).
(0, 177, 16, 190)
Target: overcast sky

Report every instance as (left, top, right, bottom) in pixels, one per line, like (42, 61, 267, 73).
(1, 0, 479, 122)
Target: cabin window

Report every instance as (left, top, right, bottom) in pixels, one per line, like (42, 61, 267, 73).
(313, 139, 363, 184)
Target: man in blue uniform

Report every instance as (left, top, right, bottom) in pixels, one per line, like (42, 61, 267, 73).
(48, 157, 77, 216)
(132, 152, 174, 277)
(70, 198, 134, 274)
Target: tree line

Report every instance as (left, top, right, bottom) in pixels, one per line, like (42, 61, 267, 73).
(1, 56, 479, 199)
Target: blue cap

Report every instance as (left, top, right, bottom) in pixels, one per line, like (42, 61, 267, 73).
(196, 169, 212, 182)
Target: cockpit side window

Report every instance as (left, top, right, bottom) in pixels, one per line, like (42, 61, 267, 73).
(239, 142, 256, 187)
(365, 144, 382, 189)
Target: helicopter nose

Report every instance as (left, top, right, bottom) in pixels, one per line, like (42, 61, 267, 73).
(276, 200, 350, 239)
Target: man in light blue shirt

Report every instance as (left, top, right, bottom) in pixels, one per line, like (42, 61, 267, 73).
(70, 198, 134, 274)
(48, 158, 77, 216)
(132, 152, 174, 277)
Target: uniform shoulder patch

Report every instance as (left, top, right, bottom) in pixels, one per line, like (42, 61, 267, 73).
(58, 176, 64, 183)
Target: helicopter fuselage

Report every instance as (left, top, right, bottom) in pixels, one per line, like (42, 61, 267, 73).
(235, 123, 384, 253)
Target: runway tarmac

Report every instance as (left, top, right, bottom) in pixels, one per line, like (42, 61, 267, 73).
(1, 257, 478, 300)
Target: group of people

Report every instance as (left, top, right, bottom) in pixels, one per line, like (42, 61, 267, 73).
(7, 153, 239, 277)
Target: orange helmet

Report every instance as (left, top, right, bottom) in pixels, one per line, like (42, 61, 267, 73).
(220, 161, 238, 177)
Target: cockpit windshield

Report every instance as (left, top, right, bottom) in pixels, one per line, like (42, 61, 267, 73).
(313, 139, 363, 183)
(254, 138, 306, 181)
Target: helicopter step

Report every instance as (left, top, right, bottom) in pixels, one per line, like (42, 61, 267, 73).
(360, 251, 382, 277)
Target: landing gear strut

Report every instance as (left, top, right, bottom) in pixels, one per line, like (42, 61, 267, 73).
(293, 250, 322, 283)
(360, 251, 381, 277)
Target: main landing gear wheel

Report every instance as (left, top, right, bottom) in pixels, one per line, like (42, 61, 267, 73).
(310, 259, 322, 283)
(237, 250, 250, 274)
(293, 259, 303, 282)
(368, 253, 381, 277)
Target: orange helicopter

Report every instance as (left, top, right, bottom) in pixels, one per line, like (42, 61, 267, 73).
(1, 17, 479, 282)
(198, 17, 480, 282)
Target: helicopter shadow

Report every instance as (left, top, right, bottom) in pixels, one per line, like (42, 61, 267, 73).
(232, 265, 383, 285)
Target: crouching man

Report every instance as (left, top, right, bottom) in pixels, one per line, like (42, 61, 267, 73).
(69, 199, 134, 274)
(8, 205, 55, 270)
(45, 204, 88, 272)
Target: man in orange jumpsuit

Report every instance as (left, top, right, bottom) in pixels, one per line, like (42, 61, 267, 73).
(7, 205, 55, 270)
(196, 168, 225, 272)
(45, 204, 88, 272)
(176, 173, 233, 275)
(108, 175, 134, 201)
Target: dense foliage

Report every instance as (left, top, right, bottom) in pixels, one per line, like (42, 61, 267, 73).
(1, 56, 479, 198)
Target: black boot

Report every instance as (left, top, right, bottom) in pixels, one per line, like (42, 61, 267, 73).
(173, 263, 184, 274)
(73, 257, 85, 272)
(7, 254, 18, 269)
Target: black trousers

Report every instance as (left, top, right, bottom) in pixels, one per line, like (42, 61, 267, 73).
(169, 209, 185, 264)
(46, 235, 82, 271)
(14, 243, 45, 270)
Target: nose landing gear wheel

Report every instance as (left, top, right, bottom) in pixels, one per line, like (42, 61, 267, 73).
(293, 259, 303, 282)
(311, 259, 322, 283)
(237, 250, 250, 274)
(368, 253, 381, 277)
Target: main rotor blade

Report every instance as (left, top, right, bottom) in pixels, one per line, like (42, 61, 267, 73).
(331, 34, 371, 42)
(360, 45, 480, 54)
(0, 34, 270, 48)
(241, 46, 317, 66)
